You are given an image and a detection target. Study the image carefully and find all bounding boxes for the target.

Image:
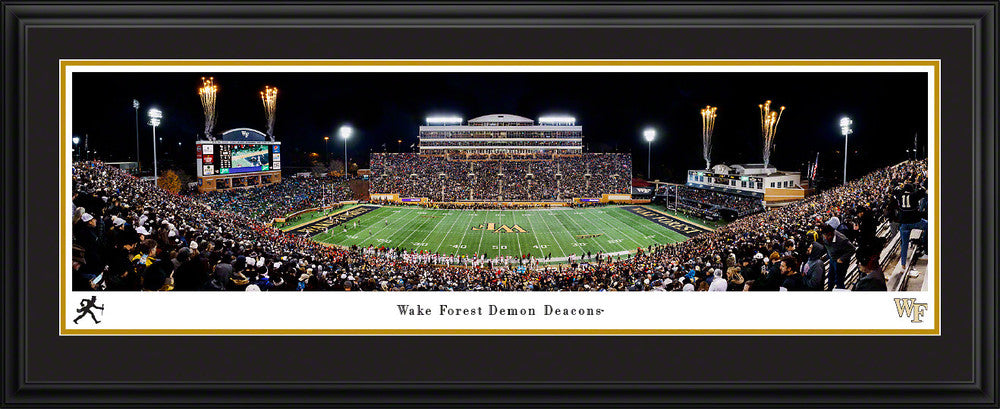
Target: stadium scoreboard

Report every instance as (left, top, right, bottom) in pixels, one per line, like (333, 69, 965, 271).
(196, 141, 281, 177)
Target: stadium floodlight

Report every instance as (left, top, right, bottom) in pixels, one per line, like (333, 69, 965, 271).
(643, 128, 656, 179)
(840, 116, 853, 184)
(72, 136, 80, 161)
(339, 125, 353, 179)
(133, 99, 141, 174)
(147, 108, 163, 182)
(426, 116, 462, 124)
(539, 116, 576, 125)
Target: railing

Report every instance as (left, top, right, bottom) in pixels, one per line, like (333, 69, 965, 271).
(825, 219, 895, 290)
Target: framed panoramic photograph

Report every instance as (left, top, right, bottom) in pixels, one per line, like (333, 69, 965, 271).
(2, 1, 996, 408)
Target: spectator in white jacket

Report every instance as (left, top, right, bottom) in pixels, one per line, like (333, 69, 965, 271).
(709, 268, 728, 291)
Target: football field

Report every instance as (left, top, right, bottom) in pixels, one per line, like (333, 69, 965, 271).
(305, 206, 709, 261)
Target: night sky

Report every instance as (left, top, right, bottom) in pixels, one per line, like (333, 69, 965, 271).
(72, 71, 928, 184)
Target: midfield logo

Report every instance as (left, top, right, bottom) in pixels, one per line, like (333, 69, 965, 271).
(893, 298, 928, 323)
(472, 223, 529, 233)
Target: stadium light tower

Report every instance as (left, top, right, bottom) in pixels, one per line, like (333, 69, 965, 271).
(133, 99, 141, 174)
(72, 136, 80, 161)
(339, 125, 353, 179)
(839, 116, 853, 184)
(323, 136, 330, 171)
(643, 128, 656, 180)
(148, 108, 163, 182)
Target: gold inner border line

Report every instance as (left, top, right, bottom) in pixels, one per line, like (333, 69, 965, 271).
(59, 59, 941, 336)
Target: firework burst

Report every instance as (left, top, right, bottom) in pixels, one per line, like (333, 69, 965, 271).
(700, 105, 717, 170)
(261, 85, 278, 141)
(758, 100, 785, 169)
(198, 77, 218, 140)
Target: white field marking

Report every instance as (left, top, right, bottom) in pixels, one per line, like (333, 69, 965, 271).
(323, 207, 398, 246)
(588, 207, 648, 250)
(607, 207, 674, 245)
(497, 210, 503, 256)
(475, 211, 490, 257)
(536, 208, 569, 258)
(399, 207, 451, 250)
(321, 207, 392, 245)
(447, 211, 478, 257)
(351, 207, 422, 248)
(613, 207, 690, 243)
(560, 208, 612, 255)
(513, 211, 523, 257)
(432, 208, 470, 254)
(521, 208, 547, 259)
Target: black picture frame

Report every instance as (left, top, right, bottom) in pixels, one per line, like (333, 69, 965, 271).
(2, 1, 996, 407)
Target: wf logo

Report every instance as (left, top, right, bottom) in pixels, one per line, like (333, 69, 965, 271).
(471, 223, 528, 233)
(893, 298, 928, 323)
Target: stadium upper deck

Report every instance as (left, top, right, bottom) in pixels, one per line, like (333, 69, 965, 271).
(418, 114, 583, 154)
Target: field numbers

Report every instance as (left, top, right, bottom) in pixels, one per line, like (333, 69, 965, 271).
(572, 243, 587, 247)
(346, 235, 359, 239)
(533, 245, 549, 249)
(375, 238, 392, 243)
(452, 244, 468, 249)
(492, 245, 508, 250)
(608, 239, 623, 244)
(411, 242, 428, 247)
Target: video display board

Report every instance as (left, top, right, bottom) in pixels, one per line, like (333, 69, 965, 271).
(197, 142, 281, 177)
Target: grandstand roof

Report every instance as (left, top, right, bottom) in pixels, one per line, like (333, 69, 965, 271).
(467, 114, 535, 124)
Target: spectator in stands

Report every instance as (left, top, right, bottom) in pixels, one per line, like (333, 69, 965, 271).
(708, 268, 727, 291)
(778, 255, 806, 291)
(820, 223, 856, 290)
(853, 244, 887, 291)
(801, 241, 826, 291)
(70, 159, 925, 292)
(895, 182, 928, 267)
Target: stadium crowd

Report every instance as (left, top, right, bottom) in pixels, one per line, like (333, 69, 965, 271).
(370, 153, 631, 201)
(194, 176, 352, 223)
(658, 185, 765, 217)
(70, 159, 926, 292)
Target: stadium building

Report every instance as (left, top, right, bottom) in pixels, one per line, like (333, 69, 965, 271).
(372, 114, 631, 204)
(685, 163, 806, 204)
(418, 114, 582, 154)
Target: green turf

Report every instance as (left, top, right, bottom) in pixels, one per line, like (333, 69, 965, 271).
(309, 206, 694, 260)
(275, 205, 359, 230)
(646, 205, 728, 230)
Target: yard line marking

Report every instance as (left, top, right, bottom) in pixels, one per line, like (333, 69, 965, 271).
(588, 207, 646, 251)
(321, 208, 394, 246)
(447, 210, 477, 257)
(397, 207, 450, 250)
(513, 211, 523, 257)
(561, 209, 611, 255)
(521, 209, 546, 259)
(433, 208, 468, 254)
(476, 210, 490, 257)
(610, 207, 688, 245)
(349, 207, 421, 248)
(536, 208, 569, 258)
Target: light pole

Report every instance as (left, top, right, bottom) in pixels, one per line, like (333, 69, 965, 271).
(323, 135, 330, 206)
(133, 99, 141, 174)
(148, 108, 163, 182)
(339, 125, 353, 180)
(72, 136, 80, 161)
(323, 136, 330, 171)
(839, 117, 852, 184)
(643, 128, 656, 180)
